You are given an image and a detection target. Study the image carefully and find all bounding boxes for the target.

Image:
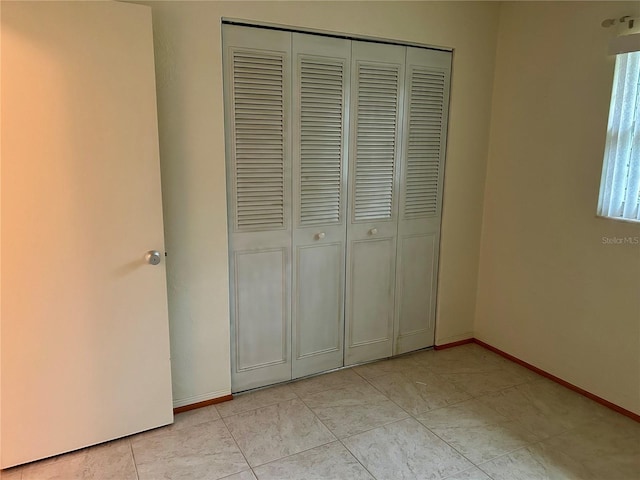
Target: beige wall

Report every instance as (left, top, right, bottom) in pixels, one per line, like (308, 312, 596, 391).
(144, 1, 501, 407)
(476, 2, 640, 414)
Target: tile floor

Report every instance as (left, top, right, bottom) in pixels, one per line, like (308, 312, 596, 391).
(2, 344, 639, 480)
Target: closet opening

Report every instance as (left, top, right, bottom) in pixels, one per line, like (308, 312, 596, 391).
(223, 22, 452, 393)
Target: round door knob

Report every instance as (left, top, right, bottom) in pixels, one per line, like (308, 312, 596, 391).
(368, 228, 378, 236)
(145, 250, 162, 265)
(315, 232, 326, 240)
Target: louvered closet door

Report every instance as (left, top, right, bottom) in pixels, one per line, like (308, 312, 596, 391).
(394, 47, 451, 354)
(223, 25, 292, 392)
(292, 34, 351, 378)
(344, 41, 405, 366)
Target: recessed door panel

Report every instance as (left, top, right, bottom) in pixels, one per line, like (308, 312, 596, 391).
(294, 242, 343, 376)
(235, 249, 288, 372)
(346, 237, 396, 364)
(395, 234, 436, 353)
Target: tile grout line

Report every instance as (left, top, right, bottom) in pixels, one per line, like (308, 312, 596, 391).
(128, 438, 141, 480)
(336, 436, 380, 480)
(413, 402, 545, 472)
(357, 369, 479, 418)
(403, 355, 617, 477)
(391, 371, 539, 478)
(299, 380, 416, 439)
(223, 394, 341, 471)
(414, 420, 485, 475)
(215, 387, 301, 420)
(347, 356, 517, 478)
(334, 418, 419, 480)
(295, 387, 384, 479)
(334, 363, 488, 479)
(218, 413, 255, 476)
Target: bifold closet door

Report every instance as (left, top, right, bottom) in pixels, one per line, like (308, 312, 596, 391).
(224, 25, 292, 392)
(344, 41, 405, 366)
(224, 24, 453, 389)
(291, 34, 350, 379)
(394, 47, 451, 354)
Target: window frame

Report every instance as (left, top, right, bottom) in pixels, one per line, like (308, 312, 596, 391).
(597, 51, 640, 223)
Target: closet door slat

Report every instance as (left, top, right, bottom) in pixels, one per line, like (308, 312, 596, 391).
(232, 50, 287, 231)
(403, 68, 446, 218)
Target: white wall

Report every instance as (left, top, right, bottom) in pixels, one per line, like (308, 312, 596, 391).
(476, 1, 640, 415)
(143, 1, 501, 407)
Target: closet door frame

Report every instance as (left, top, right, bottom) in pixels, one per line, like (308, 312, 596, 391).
(224, 21, 454, 388)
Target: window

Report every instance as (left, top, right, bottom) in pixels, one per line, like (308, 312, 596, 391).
(598, 51, 640, 222)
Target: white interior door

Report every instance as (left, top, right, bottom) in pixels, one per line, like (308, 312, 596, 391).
(291, 33, 350, 379)
(394, 47, 451, 354)
(1, 1, 173, 468)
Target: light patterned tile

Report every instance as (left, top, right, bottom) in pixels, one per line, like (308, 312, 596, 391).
(479, 442, 599, 480)
(224, 398, 335, 467)
(417, 398, 510, 429)
(417, 398, 539, 464)
(302, 382, 409, 438)
(20, 439, 136, 480)
(173, 404, 221, 430)
(353, 355, 421, 380)
(439, 369, 532, 396)
(343, 418, 473, 480)
(368, 369, 471, 415)
(542, 414, 640, 480)
(253, 442, 373, 480)
(217, 385, 297, 418)
(290, 369, 366, 398)
(411, 345, 503, 375)
(477, 379, 606, 439)
(436, 421, 539, 464)
(444, 467, 492, 480)
(220, 471, 257, 480)
(131, 418, 248, 480)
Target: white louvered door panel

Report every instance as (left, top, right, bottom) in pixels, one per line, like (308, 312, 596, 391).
(345, 41, 405, 366)
(292, 33, 350, 378)
(394, 47, 451, 354)
(223, 25, 293, 392)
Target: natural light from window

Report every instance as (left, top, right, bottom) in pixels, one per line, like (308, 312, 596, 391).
(598, 51, 640, 223)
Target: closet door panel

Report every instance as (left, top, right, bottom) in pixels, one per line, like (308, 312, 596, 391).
(292, 33, 350, 378)
(348, 238, 396, 359)
(394, 47, 452, 354)
(294, 243, 342, 365)
(345, 41, 405, 365)
(395, 233, 436, 353)
(224, 25, 292, 391)
(234, 248, 290, 382)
